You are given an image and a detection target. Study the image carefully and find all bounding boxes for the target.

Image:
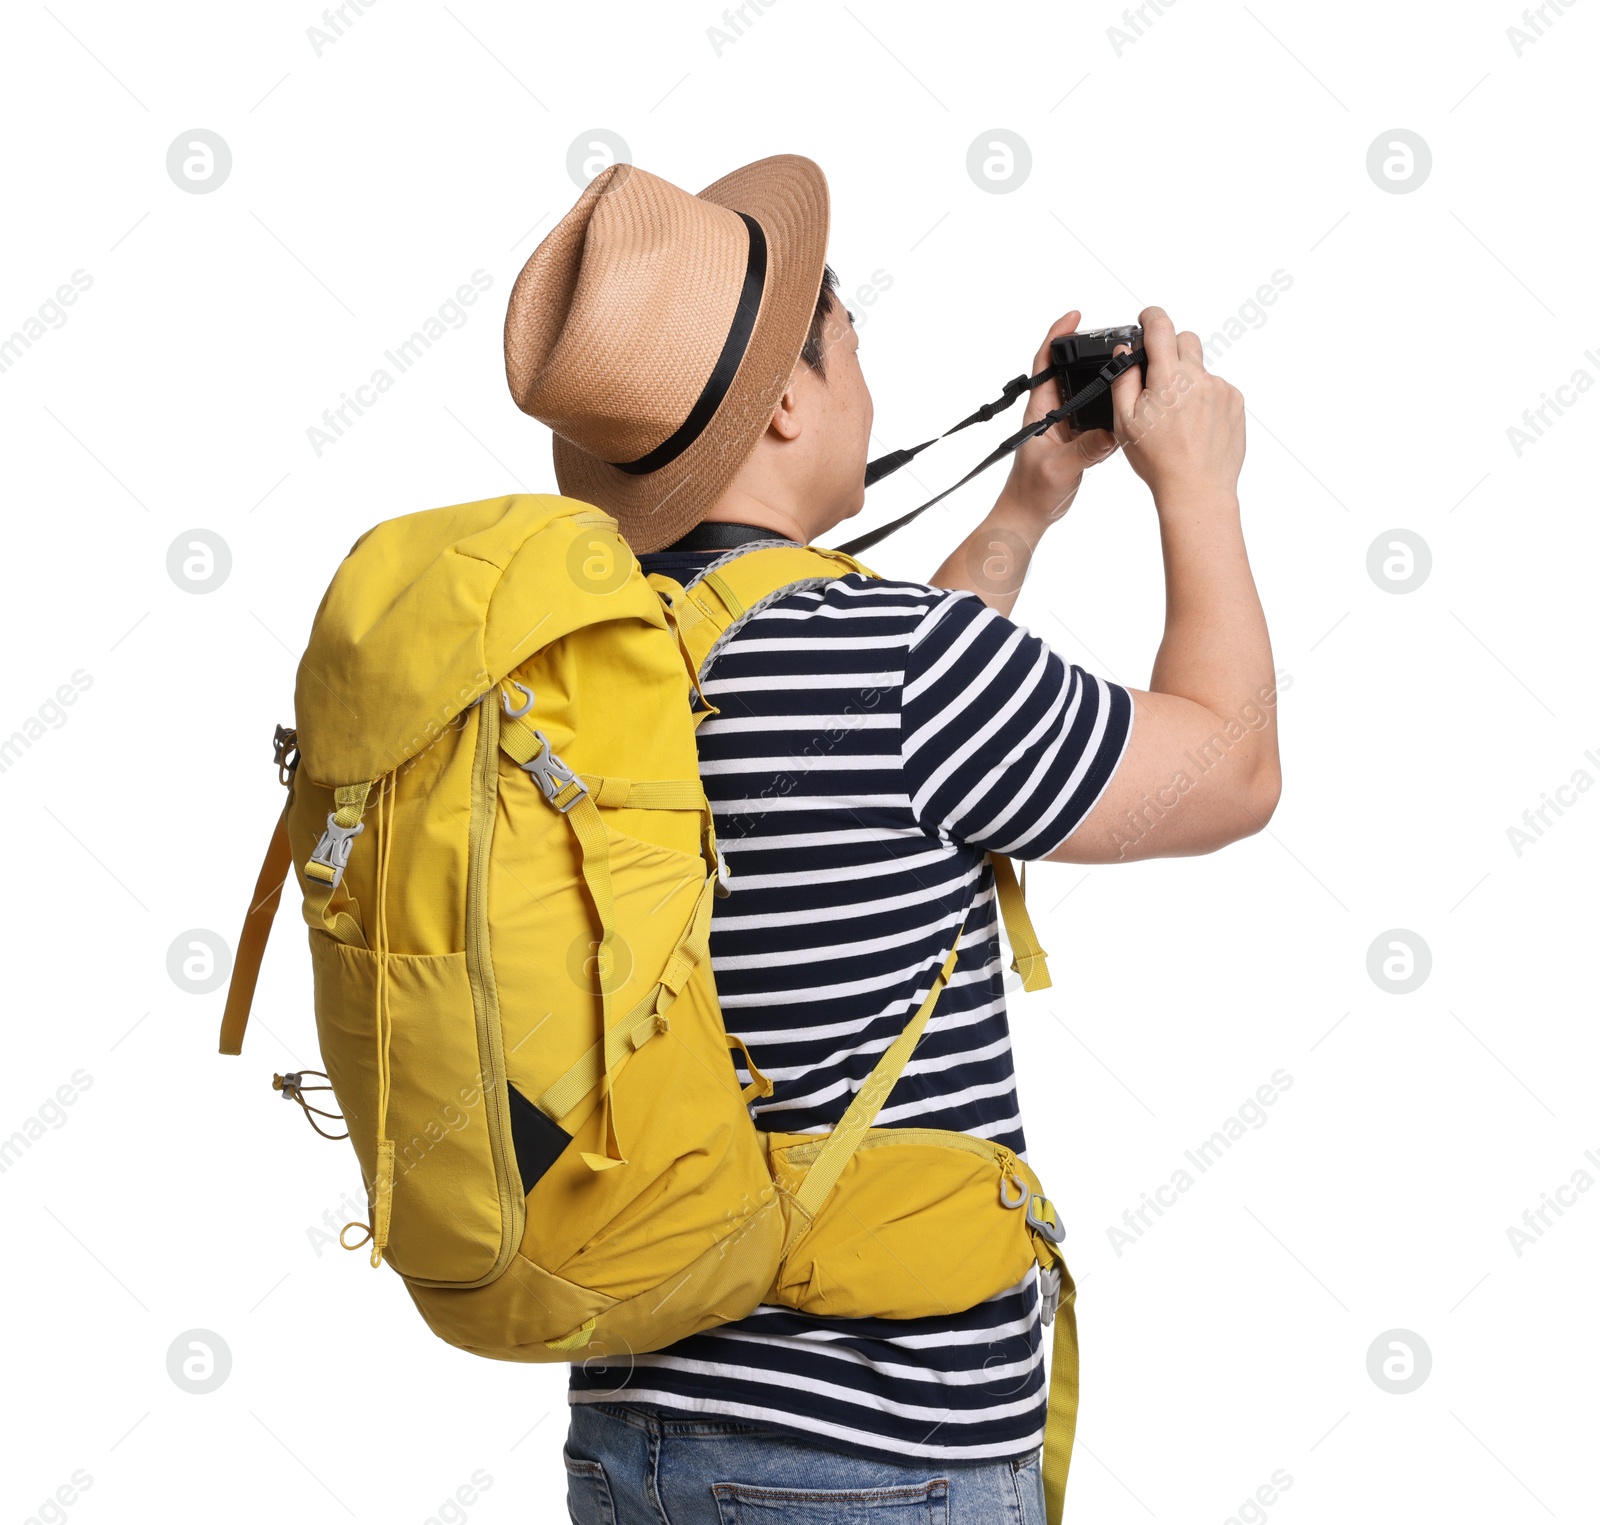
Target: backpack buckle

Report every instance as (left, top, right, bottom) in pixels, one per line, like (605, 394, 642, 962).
(521, 730, 587, 813)
(307, 814, 365, 889)
(1026, 1194, 1064, 1245)
(1039, 1265, 1062, 1326)
(273, 724, 299, 786)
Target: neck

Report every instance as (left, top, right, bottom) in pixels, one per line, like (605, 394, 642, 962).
(699, 483, 814, 545)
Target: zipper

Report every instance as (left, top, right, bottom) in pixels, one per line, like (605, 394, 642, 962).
(457, 691, 524, 1287)
(776, 1129, 1036, 1217)
(778, 1127, 1016, 1169)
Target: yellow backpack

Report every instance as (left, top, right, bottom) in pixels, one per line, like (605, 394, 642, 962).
(221, 493, 1080, 1521)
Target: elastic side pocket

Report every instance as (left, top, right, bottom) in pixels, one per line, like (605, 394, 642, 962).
(309, 936, 508, 1285)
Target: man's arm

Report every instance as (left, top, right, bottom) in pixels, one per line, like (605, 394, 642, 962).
(929, 311, 1116, 620)
(1048, 306, 1279, 863)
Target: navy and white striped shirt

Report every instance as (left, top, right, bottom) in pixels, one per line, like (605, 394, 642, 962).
(569, 544, 1132, 1462)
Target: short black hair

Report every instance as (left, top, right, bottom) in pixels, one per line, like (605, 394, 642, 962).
(798, 264, 841, 378)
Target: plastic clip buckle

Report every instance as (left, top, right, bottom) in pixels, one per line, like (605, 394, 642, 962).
(1026, 1194, 1065, 1245)
(1039, 1265, 1062, 1326)
(521, 730, 586, 813)
(273, 724, 299, 786)
(308, 814, 364, 890)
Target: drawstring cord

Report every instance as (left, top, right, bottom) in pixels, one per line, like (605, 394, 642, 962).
(273, 1070, 347, 1140)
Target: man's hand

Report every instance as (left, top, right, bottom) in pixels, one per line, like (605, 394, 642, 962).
(999, 309, 1119, 526)
(1112, 306, 1245, 512)
(928, 310, 1117, 616)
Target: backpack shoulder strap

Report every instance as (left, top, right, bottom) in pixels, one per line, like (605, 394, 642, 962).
(649, 542, 875, 683)
(652, 541, 1053, 993)
(783, 919, 965, 1254)
(991, 853, 1051, 992)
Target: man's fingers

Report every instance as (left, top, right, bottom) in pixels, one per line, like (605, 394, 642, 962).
(1175, 330, 1205, 369)
(1111, 341, 1143, 438)
(1069, 427, 1119, 469)
(1031, 311, 1082, 376)
(1023, 310, 1081, 426)
(1139, 306, 1178, 390)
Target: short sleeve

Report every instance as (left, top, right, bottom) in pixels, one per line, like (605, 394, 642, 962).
(900, 591, 1132, 858)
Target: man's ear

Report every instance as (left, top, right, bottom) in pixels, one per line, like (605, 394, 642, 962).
(767, 371, 804, 441)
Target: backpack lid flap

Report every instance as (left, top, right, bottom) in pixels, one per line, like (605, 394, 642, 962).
(295, 493, 664, 783)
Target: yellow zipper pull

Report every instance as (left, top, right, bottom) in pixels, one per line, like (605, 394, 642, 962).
(996, 1146, 1027, 1209)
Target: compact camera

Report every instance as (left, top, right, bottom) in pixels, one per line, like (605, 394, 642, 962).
(1049, 325, 1148, 434)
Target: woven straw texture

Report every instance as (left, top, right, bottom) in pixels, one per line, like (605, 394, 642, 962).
(504, 154, 829, 552)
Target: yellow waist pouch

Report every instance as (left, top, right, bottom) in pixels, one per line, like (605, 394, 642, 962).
(767, 1125, 1059, 1320)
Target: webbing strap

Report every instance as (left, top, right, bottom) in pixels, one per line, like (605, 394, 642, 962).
(532, 868, 718, 1129)
(534, 986, 666, 1123)
(301, 781, 372, 948)
(699, 569, 746, 620)
(726, 1030, 775, 1104)
(218, 807, 293, 1055)
(500, 704, 699, 1171)
(790, 921, 966, 1228)
(499, 689, 724, 1167)
(991, 854, 1051, 992)
(1041, 1269, 1081, 1525)
(582, 776, 706, 811)
(499, 714, 585, 810)
(563, 791, 627, 1171)
(545, 1316, 597, 1352)
(500, 715, 705, 816)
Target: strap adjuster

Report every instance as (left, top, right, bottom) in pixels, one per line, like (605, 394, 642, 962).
(521, 730, 587, 813)
(1026, 1194, 1064, 1245)
(1039, 1264, 1062, 1326)
(306, 814, 364, 889)
(272, 724, 299, 786)
(272, 1069, 348, 1141)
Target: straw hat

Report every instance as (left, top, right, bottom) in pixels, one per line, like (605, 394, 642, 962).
(504, 154, 830, 552)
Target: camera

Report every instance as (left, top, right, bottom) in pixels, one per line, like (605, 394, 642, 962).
(1049, 325, 1147, 434)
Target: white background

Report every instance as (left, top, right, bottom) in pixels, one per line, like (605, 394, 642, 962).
(2, 1, 1596, 1521)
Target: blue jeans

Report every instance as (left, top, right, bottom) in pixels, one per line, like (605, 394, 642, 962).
(564, 1401, 1047, 1524)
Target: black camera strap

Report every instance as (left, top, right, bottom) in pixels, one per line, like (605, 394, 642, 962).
(838, 350, 1141, 558)
(860, 366, 1054, 488)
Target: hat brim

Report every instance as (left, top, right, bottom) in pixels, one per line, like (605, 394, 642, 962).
(552, 153, 830, 554)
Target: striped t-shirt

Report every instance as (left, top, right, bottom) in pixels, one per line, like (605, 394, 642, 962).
(569, 540, 1132, 1462)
